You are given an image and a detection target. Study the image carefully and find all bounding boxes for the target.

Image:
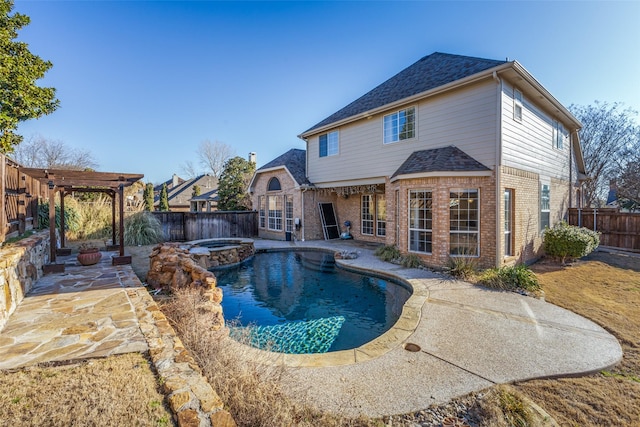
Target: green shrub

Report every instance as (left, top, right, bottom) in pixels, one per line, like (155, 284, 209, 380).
(478, 264, 540, 292)
(37, 202, 81, 233)
(374, 245, 401, 262)
(447, 256, 477, 280)
(543, 221, 600, 263)
(123, 211, 164, 246)
(400, 253, 422, 268)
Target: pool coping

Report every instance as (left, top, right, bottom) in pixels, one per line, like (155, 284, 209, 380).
(222, 244, 431, 368)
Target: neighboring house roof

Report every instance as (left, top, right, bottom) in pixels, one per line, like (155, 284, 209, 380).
(154, 175, 185, 192)
(391, 146, 491, 179)
(155, 174, 218, 207)
(254, 148, 311, 186)
(303, 52, 506, 134)
(190, 189, 219, 202)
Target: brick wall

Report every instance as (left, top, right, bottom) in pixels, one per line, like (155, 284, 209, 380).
(500, 166, 572, 265)
(251, 169, 303, 241)
(392, 174, 497, 269)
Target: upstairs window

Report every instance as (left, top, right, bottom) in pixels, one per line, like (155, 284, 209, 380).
(319, 131, 339, 157)
(553, 121, 565, 150)
(267, 177, 281, 191)
(513, 89, 523, 122)
(384, 107, 415, 144)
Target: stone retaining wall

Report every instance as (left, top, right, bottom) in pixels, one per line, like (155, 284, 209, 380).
(186, 239, 255, 270)
(0, 231, 50, 331)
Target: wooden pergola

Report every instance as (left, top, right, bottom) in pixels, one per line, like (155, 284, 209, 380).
(19, 168, 143, 272)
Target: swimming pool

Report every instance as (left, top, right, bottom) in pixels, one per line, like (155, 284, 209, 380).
(214, 250, 411, 354)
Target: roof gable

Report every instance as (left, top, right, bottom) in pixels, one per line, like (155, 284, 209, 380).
(303, 52, 506, 134)
(392, 146, 490, 178)
(256, 148, 310, 186)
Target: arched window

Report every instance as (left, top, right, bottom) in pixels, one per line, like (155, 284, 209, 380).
(267, 177, 281, 191)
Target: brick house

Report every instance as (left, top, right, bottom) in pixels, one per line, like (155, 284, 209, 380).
(251, 52, 587, 268)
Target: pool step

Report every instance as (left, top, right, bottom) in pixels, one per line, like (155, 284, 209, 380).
(297, 252, 336, 273)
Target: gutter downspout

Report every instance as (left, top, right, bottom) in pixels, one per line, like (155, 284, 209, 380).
(569, 131, 574, 209)
(493, 71, 503, 268)
(301, 187, 306, 241)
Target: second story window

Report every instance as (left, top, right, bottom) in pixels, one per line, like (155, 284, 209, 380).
(384, 107, 415, 144)
(514, 89, 523, 122)
(319, 131, 339, 157)
(553, 121, 565, 150)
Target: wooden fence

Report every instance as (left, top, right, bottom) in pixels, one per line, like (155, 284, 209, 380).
(568, 208, 640, 251)
(1, 153, 47, 244)
(152, 211, 258, 241)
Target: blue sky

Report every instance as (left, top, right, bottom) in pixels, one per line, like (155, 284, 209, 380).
(14, 1, 640, 184)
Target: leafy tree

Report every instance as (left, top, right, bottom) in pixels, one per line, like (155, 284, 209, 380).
(143, 182, 154, 211)
(12, 135, 97, 169)
(217, 156, 255, 211)
(159, 183, 169, 211)
(192, 184, 201, 197)
(570, 102, 639, 207)
(0, 1, 59, 153)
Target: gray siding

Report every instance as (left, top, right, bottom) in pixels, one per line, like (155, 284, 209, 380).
(307, 80, 498, 185)
(501, 82, 571, 180)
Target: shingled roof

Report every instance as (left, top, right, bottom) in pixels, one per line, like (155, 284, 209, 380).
(303, 52, 506, 134)
(256, 148, 310, 186)
(391, 146, 490, 178)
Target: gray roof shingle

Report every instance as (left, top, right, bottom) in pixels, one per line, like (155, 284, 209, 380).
(392, 146, 490, 178)
(303, 52, 506, 134)
(257, 148, 310, 186)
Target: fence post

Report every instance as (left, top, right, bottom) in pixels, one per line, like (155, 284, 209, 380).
(0, 154, 5, 243)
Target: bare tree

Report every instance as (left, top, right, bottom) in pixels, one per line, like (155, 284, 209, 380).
(197, 140, 235, 179)
(12, 135, 98, 170)
(616, 130, 640, 209)
(570, 102, 639, 207)
(180, 159, 199, 179)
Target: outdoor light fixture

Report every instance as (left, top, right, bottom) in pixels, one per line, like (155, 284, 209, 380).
(47, 180, 55, 190)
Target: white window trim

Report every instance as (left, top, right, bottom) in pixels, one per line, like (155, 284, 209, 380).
(408, 189, 433, 255)
(552, 121, 565, 150)
(449, 188, 480, 258)
(319, 130, 339, 157)
(267, 195, 283, 232)
(540, 181, 551, 232)
(361, 195, 374, 236)
(513, 89, 523, 122)
(383, 106, 416, 144)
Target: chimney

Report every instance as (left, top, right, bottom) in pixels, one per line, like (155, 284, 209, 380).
(248, 152, 256, 164)
(172, 173, 179, 188)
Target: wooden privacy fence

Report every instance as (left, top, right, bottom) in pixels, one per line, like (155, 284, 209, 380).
(568, 208, 640, 251)
(152, 211, 258, 241)
(1, 153, 47, 243)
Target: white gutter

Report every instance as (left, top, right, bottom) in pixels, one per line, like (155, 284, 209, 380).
(390, 170, 492, 183)
(493, 70, 503, 268)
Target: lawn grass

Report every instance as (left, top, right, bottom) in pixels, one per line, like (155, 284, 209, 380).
(0, 353, 174, 427)
(514, 251, 640, 426)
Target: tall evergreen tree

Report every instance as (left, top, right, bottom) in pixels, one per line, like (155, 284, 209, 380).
(217, 156, 256, 211)
(192, 184, 201, 197)
(159, 183, 169, 211)
(143, 182, 154, 211)
(0, 0, 60, 152)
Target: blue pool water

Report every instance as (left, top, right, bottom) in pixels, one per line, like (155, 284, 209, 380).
(214, 250, 411, 354)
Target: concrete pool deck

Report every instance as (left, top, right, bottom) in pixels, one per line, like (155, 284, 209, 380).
(0, 238, 624, 420)
(250, 239, 623, 417)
